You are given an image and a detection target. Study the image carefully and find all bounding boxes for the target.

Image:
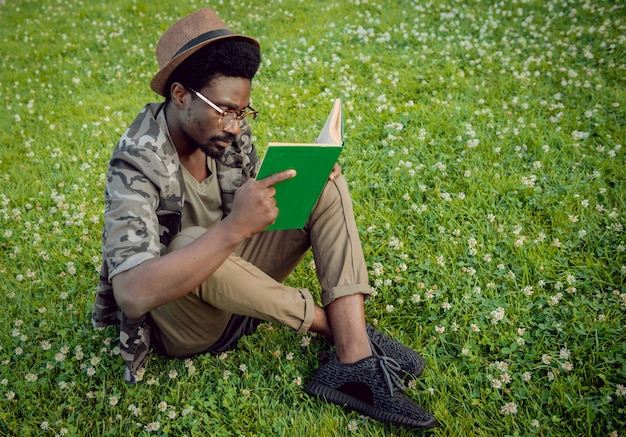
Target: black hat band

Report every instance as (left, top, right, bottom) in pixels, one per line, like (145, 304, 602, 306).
(171, 29, 233, 60)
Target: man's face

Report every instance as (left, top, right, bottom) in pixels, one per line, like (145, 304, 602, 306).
(181, 76, 252, 159)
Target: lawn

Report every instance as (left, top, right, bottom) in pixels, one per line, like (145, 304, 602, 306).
(0, 0, 624, 435)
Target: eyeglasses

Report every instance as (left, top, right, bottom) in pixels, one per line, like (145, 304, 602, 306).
(188, 88, 258, 131)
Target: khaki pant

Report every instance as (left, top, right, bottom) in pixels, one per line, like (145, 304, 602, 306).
(150, 175, 371, 357)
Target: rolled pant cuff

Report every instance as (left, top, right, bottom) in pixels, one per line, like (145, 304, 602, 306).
(296, 287, 316, 334)
(321, 284, 373, 307)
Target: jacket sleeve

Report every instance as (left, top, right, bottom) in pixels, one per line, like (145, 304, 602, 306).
(216, 118, 260, 216)
(103, 148, 164, 280)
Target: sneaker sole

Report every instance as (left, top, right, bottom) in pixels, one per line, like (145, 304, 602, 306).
(305, 380, 438, 429)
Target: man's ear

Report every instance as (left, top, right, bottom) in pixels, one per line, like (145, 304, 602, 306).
(170, 82, 188, 108)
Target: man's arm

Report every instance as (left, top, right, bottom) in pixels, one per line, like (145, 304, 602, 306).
(112, 169, 296, 319)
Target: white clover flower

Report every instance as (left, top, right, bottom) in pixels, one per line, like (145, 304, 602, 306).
(371, 262, 384, 276)
(495, 361, 509, 373)
(490, 307, 505, 324)
(500, 402, 518, 415)
(145, 422, 160, 432)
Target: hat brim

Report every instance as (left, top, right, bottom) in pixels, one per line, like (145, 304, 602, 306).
(150, 34, 260, 97)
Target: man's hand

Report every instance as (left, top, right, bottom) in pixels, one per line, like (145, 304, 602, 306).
(228, 169, 296, 237)
(329, 163, 342, 181)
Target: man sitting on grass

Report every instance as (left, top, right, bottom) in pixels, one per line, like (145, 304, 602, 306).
(92, 8, 437, 429)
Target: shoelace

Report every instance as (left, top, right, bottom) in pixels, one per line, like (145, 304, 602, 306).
(369, 338, 405, 395)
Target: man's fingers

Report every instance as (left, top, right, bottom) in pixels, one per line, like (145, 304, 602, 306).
(329, 163, 341, 181)
(257, 169, 296, 188)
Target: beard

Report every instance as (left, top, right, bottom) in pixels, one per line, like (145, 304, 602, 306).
(199, 141, 227, 159)
(183, 129, 236, 160)
(178, 110, 237, 159)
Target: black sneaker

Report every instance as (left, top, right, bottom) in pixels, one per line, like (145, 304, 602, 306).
(305, 353, 438, 429)
(367, 324, 425, 379)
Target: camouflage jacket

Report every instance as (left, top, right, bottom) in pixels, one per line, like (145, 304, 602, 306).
(92, 103, 259, 383)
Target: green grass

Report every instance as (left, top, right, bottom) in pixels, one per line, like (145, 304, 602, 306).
(1, 0, 625, 435)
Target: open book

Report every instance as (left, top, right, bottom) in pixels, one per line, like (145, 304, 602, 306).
(256, 98, 343, 231)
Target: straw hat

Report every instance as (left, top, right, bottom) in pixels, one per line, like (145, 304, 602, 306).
(150, 8, 260, 96)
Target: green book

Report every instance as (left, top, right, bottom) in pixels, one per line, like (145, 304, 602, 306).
(256, 98, 343, 231)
